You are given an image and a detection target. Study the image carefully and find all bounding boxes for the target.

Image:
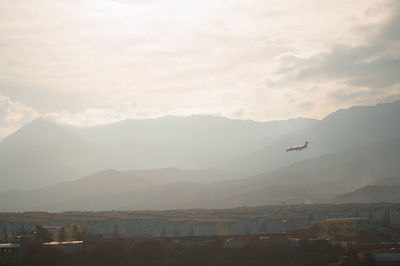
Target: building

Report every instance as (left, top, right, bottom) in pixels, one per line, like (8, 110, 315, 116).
(358, 206, 390, 227)
(1, 203, 399, 239)
(389, 205, 400, 228)
(42, 226, 62, 241)
(311, 217, 382, 234)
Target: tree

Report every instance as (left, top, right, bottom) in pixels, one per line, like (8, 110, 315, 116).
(70, 224, 86, 241)
(58, 227, 68, 242)
(1, 232, 12, 243)
(35, 225, 53, 242)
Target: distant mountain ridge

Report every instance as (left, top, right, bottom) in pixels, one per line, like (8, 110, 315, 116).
(248, 135, 400, 187)
(0, 114, 316, 191)
(1, 99, 400, 208)
(0, 118, 111, 191)
(69, 115, 317, 170)
(333, 185, 400, 203)
(1, 135, 399, 211)
(0, 168, 230, 211)
(228, 100, 400, 175)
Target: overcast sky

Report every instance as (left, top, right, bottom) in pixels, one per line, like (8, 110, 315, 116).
(0, 0, 399, 138)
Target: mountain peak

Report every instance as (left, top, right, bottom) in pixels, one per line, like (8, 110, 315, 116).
(322, 99, 400, 121)
(1, 117, 71, 144)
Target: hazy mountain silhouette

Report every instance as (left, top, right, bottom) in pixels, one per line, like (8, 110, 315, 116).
(333, 185, 400, 203)
(247, 136, 400, 187)
(0, 118, 111, 191)
(227, 100, 400, 176)
(0, 168, 230, 211)
(76, 135, 400, 209)
(1, 100, 399, 208)
(2, 135, 399, 211)
(70, 115, 317, 170)
(0, 115, 316, 191)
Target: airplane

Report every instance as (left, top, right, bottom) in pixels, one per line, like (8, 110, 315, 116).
(286, 141, 311, 152)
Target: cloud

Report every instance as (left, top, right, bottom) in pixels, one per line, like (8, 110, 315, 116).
(0, 0, 398, 128)
(44, 103, 138, 127)
(269, 0, 400, 111)
(0, 95, 39, 138)
(43, 97, 250, 127)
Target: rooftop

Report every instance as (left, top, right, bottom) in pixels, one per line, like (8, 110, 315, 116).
(327, 217, 368, 221)
(1, 203, 399, 223)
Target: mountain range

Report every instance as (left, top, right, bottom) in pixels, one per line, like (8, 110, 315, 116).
(2, 134, 399, 211)
(229, 100, 400, 175)
(0, 100, 399, 211)
(0, 115, 316, 191)
(334, 185, 400, 203)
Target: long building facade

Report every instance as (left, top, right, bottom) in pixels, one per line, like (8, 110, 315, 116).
(1, 203, 400, 238)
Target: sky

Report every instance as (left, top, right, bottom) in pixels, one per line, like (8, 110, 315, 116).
(0, 0, 399, 138)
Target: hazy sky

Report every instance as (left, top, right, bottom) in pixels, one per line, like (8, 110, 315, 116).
(1, 0, 399, 138)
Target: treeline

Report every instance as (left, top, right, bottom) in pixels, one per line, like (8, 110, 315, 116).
(21, 238, 376, 266)
(35, 224, 86, 242)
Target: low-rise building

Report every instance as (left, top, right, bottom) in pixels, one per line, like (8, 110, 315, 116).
(389, 205, 400, 229)
(311, 217, 382, 234)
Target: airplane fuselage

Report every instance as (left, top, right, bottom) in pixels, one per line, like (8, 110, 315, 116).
(286, 141, 310, 152)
